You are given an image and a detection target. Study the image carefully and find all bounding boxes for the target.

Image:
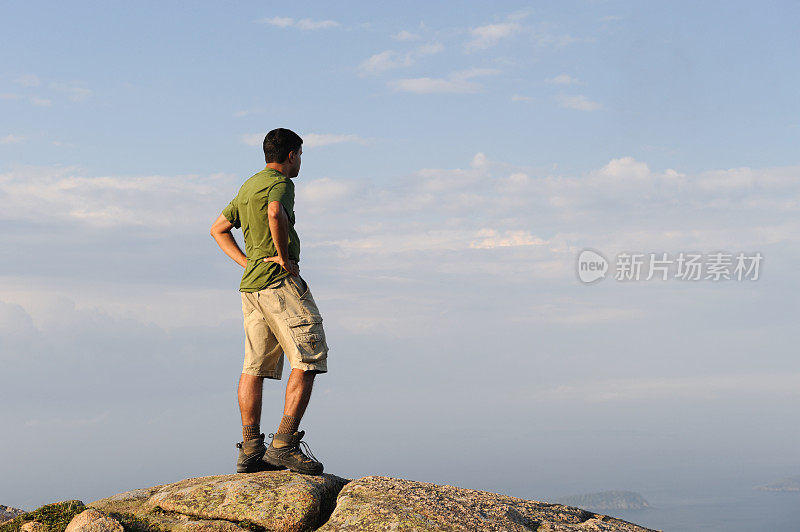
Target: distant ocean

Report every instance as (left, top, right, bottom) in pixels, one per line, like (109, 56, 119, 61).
(608, 487, 799, 532)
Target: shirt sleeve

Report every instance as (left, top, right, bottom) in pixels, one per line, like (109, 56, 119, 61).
(267, 181, 294, 219)
(221, 198, 241, 229)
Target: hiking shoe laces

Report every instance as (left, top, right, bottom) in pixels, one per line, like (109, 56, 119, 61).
(266, 431, 324, 474)
(267, 432, 319, 463)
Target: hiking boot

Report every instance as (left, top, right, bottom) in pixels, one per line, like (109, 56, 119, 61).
(263, 430, 324, 475)
(236, 433, 285, 473)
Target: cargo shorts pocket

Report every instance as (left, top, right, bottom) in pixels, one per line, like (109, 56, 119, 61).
(285, 314, 328, 363)
(287, 275, 310, 300)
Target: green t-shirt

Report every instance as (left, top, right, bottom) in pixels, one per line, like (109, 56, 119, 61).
(222, 167, 301, 292)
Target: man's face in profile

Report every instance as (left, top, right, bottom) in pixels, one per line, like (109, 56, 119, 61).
(289, 146, 302, 178)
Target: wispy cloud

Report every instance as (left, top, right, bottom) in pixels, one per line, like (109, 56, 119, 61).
(466, 21, 522, 50)
(240, 132, 366, 148)
(392, 30, 420, 41)
(239, 133, 264, 147)
(359, 42, 444, 75)
(511, 94, 534, 102)
(30, 96, 52, 107)
(297, 177, 357, 204)
(556, 94, 602, 111)
(233, 108, 264, 118)
(0, 134, 25, 144)
(303, 133, 366, 148)
(4, 74, 88, 105)
(546, 74, 578, 85)
(50, 82, 92, 102)
(256, 16, 338, 30)
(389, 68, 499, 94)
(469, 228, 546, 249)
(13, 74, 40, 87)
(5, 155, 797, 274)
(359, 50, 414, 75)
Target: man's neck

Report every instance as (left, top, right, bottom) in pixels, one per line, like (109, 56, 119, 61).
(265, 163, 290, 177)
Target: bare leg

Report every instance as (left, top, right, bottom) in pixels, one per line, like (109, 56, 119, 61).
(238, 373, 264, 426)
(283, 368, 316, 419)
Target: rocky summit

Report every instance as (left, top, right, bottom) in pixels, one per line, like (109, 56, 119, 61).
(2, 471, 658, 532)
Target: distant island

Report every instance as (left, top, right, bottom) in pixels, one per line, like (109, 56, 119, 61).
(756, 475, 800, 492)
(557, 490, 651, 510)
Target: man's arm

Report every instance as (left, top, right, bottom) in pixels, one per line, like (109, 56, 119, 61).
(264, 200, 299, 276)
(210, 214, 247, 268)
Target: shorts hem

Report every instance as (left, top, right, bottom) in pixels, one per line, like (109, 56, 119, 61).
(289, 361, 328, 373)
(242, 369, 282, 380)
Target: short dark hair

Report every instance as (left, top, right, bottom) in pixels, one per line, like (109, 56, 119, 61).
(263, 128, 303, 163)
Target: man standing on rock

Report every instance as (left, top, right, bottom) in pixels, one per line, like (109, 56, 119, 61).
(210, 128, 327, 475)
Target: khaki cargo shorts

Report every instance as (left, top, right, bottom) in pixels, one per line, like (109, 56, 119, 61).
(241, 273, 328, 379)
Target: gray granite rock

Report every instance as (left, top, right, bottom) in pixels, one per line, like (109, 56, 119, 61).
(19, 523, 47, 532)
(64, 510, 124, 532)
(89, 471, 349, 532)
(318, 476, 660, 532)
(7, 472, 656, 532)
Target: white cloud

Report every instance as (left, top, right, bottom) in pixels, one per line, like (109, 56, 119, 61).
(0, 165, 228, 230)
(389, 68, 499, 94)
(259, 16, 293, 27)
(241, 132, 365, 148)
(390, 77, 479, 94)
(511, 94, 534, 102)
(359, 50, 414, 75)
(695, 166, 799, 191)
(466, 22, 522, 50)
(4, 156, 798, 280)
(470, 152, 489, 169)
(546, 74, 578, 85)
(5, 75, 90, 106)
(239, 133, 263, 146)
(556, 94, 602, 111)
(359, 42, 444, 75)
(297, 177, 357, 204)
(469, 228, 546, 249)
(257, 16, 338, 30)
(416, 42, 444, 55)
(295, 18, 339, 30)
(393, 30, 419, 41)
(0, 134, 25, 144)
(302, 133, 365, 148)
(596, 156, 651, 183)
(50, 82, 92, 102)
(233, 108, 264, 118)
(30, 96, 52, 107)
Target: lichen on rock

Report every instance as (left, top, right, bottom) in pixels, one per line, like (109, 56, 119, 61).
(318, 476, 659, 532)
(0, 501, 86, 532)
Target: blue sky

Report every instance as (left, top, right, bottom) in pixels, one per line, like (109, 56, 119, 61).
(1, 1, 799, 521)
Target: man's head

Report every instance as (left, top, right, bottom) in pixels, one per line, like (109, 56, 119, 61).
(263, 128, 303, 178)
